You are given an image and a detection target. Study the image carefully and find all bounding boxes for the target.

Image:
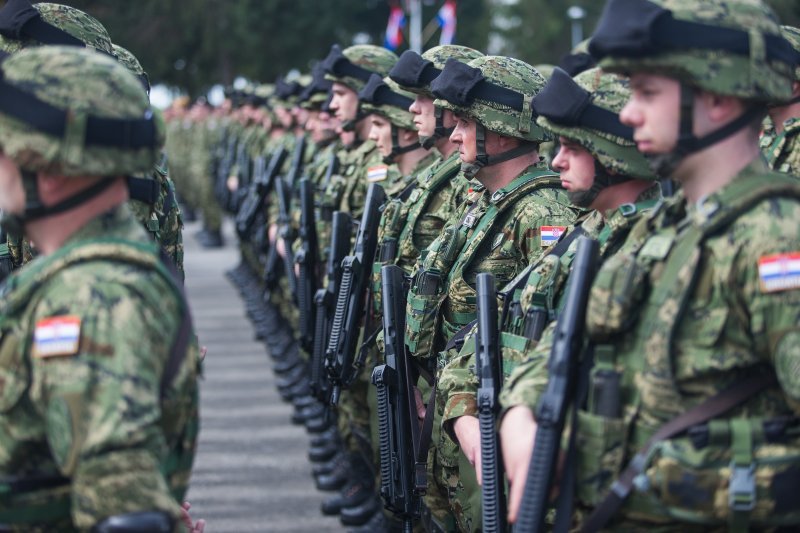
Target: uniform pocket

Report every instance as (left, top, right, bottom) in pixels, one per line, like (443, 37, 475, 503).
(574, 409, 631, 506)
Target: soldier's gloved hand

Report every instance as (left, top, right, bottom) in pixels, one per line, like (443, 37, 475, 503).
(452, 415, 482, 482)
(181, 502, 206, 533)
(499, 405, 537, 524)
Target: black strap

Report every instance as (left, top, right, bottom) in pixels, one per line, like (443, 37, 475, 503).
(0, 472, 69, 493)
(126, 176, 159, 205)
(581, 371, 778, 532)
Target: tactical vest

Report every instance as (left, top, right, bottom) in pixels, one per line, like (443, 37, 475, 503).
(577, 172, 800, 529)
(0, 237, 196, 528)
(406, 167, 563, 363)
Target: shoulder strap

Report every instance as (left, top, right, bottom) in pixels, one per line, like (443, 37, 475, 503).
(127, 176, 160, 206)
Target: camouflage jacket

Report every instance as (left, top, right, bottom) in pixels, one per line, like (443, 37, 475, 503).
(405, 160, 579, 365)
(501, 160, 800, 527)
(760, 117, 800, 176)
(439, 184, 661, 433)
(0, 205, 199, 531)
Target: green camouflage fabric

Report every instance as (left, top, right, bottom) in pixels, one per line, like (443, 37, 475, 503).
(434, 55, 551, 143)
(781, 25, 800, 82)
(0, 205, 199, 530)
(111, 43, 150, 93)
(504, 160, 800, 528)
(193, 114, 224, 233)
(595, 0, 794, 103)
(391, 45, 484, 98)
(0, 46, 163, 177)
(537, 68, 657, 180)
(760, 117, 800, 176)
(326, 44, 399, 93)
(0, 2, 113, 55)
(443, 185, 661, 430)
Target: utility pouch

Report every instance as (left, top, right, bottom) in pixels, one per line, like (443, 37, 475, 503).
(586, 249, 649, 339)
(406, 270, 445, 361)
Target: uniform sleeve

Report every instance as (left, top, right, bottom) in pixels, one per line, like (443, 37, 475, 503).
(27, 265, 184, 528)
(439, 333, 480, 441)
(499, 321, 554, 417)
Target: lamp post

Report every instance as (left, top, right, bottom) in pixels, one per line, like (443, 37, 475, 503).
(567, 6, 586, 49)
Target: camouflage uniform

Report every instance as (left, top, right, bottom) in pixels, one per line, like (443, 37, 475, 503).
(503, 1, 800, 530)
(0, 46, 198, 531)
(404, 56, 580, 530)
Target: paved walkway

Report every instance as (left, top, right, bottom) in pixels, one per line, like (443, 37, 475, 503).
(183, 220, 343, 533)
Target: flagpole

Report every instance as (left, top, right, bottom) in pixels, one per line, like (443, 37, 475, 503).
(408, 0, 422, 53)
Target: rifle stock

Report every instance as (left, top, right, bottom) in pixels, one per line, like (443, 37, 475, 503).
(326, 183, 386, 405)
(515, 236, 599, 533)
(295, 178, 320, 352)
(476, 273, 507, 533)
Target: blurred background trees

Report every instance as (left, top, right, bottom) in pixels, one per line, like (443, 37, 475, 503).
(12, 0, 800, 100)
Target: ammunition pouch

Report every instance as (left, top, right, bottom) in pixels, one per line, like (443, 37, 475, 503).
(405, 269, 446, 361)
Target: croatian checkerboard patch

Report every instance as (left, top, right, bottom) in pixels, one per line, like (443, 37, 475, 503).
(758, 252, 800, 293)
(540, 226, 566, 247)
(33, 315, 81, 358)
(367, 165, 389, 182)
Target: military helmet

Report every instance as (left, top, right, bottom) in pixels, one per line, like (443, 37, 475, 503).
(431, 55, 551, 142)
(782, 25, 800, 82)
(321, 44, 398, 93)
(0, 46, 164, 177)
(301, 62, 333, 110)
(535, 67, 656, 180)
(0, 0, 113, 54)
(589, 0, 796, 103)
(389, 45, 483, 97)
(111, 43, 150, 95)
(358, 74, 416, 129)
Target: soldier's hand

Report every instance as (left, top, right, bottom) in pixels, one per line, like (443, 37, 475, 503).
(268, 224, 278, 244)
(452, 415, 482, 482)
(180, 501, 206, 533)
(500, 405, 536, 523)
(414, 386, 426, 422)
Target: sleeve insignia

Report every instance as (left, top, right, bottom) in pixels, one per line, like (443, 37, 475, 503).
(758, 252, 800, 293)
(540, 226, 566, 247)
(33, 315, 82, 358)
(367, 165, 389, 182)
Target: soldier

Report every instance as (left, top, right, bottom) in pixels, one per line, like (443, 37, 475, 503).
(404, 55, 579, 530)
(500, 0, 800, 529)
(440, 66, 662, 517)
(0, 45, 199, 531)
(760, 25, 800, 176)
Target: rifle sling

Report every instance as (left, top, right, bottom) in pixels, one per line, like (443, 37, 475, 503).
(581, 371, 777, 533)
(442, 226, 588, 353)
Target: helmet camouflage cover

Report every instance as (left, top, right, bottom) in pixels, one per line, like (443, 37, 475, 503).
(432, 55, 551, 142)
(535, 67, 656, 180)
(589, 0, 795, 102)
(111, 43, 150, 94)
(322, 43, 398, 93)
(389, 44, 483, 98)
(0, 0, 113, 54)
(782, 25, 800, 82)
(358, 75, 416, 129)
(0, 46, 164, 177)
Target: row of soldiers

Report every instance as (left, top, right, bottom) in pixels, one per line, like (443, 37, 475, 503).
(0, 1, 204, 532)
(214, 0, 800, 531)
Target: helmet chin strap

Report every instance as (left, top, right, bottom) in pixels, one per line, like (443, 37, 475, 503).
(460, 123, 537, 179)
(341, 104, 369, 133)
(420, 106, 455, 150)
(1, 171, 116, 235)
(647, 83, 764, 177)
(567, 161, 632, 209)
(383, 125, 421, 164)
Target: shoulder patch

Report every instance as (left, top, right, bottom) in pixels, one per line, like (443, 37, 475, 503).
(33, 316, 81, 358)
(758, 252, 800, 293)
(367, 165, 389, 182)
(540, 226, 566, 247)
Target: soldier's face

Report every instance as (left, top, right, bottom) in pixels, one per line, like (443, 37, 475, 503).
(0, 154, 25, 215)
(330, 82, 359, 123)
(620, 73, 681, 155)
(409, 95, 435, 137)
(369, 115, 395, 158)
(450, 114, 477, 163)
(552, 137, 596, 193)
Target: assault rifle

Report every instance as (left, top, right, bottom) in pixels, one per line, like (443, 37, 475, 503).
(214, 134, 237, 211)
(372, 265, 425, 531)
(319, 152, 340, 222)
(294, 178, 319, 352)
(515, 236, 599, 533)
(475, 273, 507, 533)
(234, 147, 288, 240)
(310, 211, 352, 402)
(275, 135, 307, 300)
(326, 183, 386, 405)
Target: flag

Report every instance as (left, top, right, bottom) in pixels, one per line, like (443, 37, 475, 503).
(437, 0, 457, 45)
(384, 6, 406, 50)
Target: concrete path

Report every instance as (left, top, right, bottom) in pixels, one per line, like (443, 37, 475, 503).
(183, 219, 343, 533)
